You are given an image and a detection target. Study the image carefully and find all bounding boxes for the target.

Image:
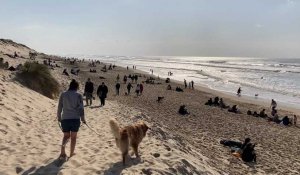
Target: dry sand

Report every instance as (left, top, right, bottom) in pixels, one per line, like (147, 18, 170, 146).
(1, 41, 300, 174)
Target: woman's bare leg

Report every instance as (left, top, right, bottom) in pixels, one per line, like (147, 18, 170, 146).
(70, 132, 77, 156)
(60, 132, 70, 156)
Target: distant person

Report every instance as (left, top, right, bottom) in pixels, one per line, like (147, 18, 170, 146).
(184, 79, 187, 88)
(84, 78, 94, 106)
(123, 75, 127, 84)
(127, 83, 133, 94)
(205, 98, 213, 106)
(270, 99, 277, 110)
(115, 82, 121, 96)
(259, 109, 267, 118)
(271, 110, 280, 123)
(219, 98, 229, 109)
(237, 87, 242, 96)
(167, 84, 172, 90)
(178, 105, 189, 115)
(281, 116, 290, 126)
(127, 66, 128, 70)
(228, 105, 239, 113)
(191, 80, 194, 89)
(175, 87, 183, 92)
(140, 83, 144, 95)
(293, 115, 297, 126)
(97, 82, 108, 107)
(135, 84, 140, 96)
(188, 82, 191, 89)
(63, 69, 69, 76)
(57, 79, 85, 159)
(213, 97, 220, 106)
(116, 74, 120, 82)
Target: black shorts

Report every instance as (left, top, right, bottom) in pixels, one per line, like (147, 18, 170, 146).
(61, 119, 80, 132)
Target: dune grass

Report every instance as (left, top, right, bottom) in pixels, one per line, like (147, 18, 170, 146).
(16, 61, 59, 99)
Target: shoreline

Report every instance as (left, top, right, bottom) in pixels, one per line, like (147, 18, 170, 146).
(109, 63, 300, 115)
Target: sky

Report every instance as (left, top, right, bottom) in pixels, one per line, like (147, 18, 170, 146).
(0, 0, 299, 58)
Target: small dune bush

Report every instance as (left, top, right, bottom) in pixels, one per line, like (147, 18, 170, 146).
(16, 61, 59, 99)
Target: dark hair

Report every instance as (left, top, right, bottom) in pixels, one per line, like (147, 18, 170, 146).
(69, 79, 79, 91)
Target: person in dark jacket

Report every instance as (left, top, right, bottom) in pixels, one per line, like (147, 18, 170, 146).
(97, 82, 108, 106)
(127, 83, 133, 95)
(84, 78, 94, 106)
(115, 82, 121, 96)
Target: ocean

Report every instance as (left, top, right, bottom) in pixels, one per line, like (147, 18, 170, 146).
(72, 55, 300, 110)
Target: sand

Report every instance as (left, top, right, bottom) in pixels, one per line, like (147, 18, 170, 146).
(1, 40, 300, 174)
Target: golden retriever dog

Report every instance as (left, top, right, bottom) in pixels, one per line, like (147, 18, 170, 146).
(109, 118, 149, 165)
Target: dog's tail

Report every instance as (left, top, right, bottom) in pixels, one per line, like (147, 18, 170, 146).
(109, 118, 121, 139)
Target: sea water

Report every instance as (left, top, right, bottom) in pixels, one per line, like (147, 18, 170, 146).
(72, 55, 300, 110)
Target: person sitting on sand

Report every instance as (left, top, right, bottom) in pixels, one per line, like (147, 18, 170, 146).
(219, 98, 229, 109)
(205, 98, 213, 106)
(57, 79, 85, 159)
(293, 115, 298, 126)
(241, 143, 256, 162)
(175, 87, 183, 92)
(228, 105, 239, 113)
(178, 105, 189, 115)
(259, 109, 266, 118)
(281, 116, 290, 126)
(269, 110, 280, 123)
(247, 110, 252, 115)
(253, 111, 259, 117)
(167, 84, 172, 90)
(213, 97, 220, 106)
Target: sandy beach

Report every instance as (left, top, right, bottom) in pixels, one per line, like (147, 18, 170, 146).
(1, 40, 300, 174)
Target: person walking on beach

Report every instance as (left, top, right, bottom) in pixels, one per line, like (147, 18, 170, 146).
(135, 84, 140, 96)
(191, 80, 194, 89)
(115, 82, 121, 96)
(184, 79, 187, 88)
(270, 99, 277, 110)
(84, 78, 94, 106)
(97, 82, 108, 106)
(237, 87, 242, 96)
(140, 83, 144, 95)
(123, 75, 127, 84)
(127, 82, 133, 95)
(57, 79, 85, 159)
(116, 74, 120, 82)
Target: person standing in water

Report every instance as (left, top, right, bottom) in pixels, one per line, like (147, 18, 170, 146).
(270, 99, 277, 110)
(237, 87, 242, 96)
(57, 79, 85, 159)
(184, 79, 187, 88)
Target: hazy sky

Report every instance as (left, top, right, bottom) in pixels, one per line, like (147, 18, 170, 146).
(0, 0, 299, 58)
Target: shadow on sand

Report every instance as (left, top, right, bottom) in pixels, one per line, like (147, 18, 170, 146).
(21, 158, 66, 175)
(89, 105, 102, 109)
(103, 157, 142, 175)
